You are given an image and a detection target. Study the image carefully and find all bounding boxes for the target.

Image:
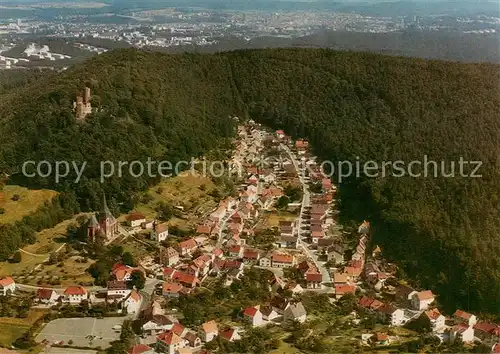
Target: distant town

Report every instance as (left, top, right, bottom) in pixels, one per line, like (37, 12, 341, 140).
(0, 5, 499, 70)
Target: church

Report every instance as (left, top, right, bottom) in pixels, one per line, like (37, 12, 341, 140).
(87, 195, 119, 243)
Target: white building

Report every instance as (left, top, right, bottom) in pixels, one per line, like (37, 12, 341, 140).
(0, 277, 15, 296)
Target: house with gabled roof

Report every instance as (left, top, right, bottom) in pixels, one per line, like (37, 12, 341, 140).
(128, 344, 155, 354)
(284, 302, 307, 323)
(126, 212, 146, 228)
(200, 320, 218, 342)
(176, 238, 198, 256)
(160, 247, 179, 267)
(220, 328, 241, 342)
(36, 288, 59, 305)
(411, 290, 435, 310)
(243, 306, 264, 327)
(0, 277, 15, 296)
(420, 308, 446, 332)
(124, 290, 142, 314)
(271, 253, 295, 268)
(151, 221, 169, 243)
(63, 285, 87, 304)
(156, 331, 186, 354)
(454, 310, 477, 327)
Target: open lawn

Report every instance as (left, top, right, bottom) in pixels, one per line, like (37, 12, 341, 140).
(0, 251, 45, 278)
(0, 185, 57, 225)
(262, 211, 298, 229)
(23, 213, 91, 255)
(0, 309, 48, 348)
(123, 172, 219, 230)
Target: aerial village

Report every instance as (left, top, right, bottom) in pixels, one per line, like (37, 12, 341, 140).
(0, 120, 499, 354)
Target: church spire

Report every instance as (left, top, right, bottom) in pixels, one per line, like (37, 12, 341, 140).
(100, 194, 114, 220)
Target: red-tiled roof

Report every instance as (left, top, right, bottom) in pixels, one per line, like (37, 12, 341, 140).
(171, 322, 185, 336)
(0, 277, 15, 287)
(197, 225, 211, 234)
(306, 273, 322, 282)
(126, 212, 146, 221)
(454, 309, 473, 320)
(243, 249, 259, 259)
(36, 288, 55, 299)
(359, 296, 375, 308)
(64, 286, 87, 296)
(220, 329, 236, 341)
(425, 308, 443, 321)
(157, 331, 182, 345)
(202, 320, 218, 334)
(416, 290, 434, 301)
(178, 238, 197, 250)
(128, 344, 152, 354)
(335, 284, 356, 295)
(163, 282, 183, 294)
(243, 306, 259, 317)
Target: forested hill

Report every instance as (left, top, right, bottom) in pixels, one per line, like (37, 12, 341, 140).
(0, 48, 499, 314)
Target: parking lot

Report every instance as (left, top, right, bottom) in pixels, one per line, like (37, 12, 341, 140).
(36, 317, 127, 348)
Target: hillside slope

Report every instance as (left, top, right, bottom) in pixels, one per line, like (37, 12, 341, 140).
(0, 48, 498, 314)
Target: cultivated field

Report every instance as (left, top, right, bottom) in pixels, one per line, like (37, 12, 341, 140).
(0, 185, 57, 225)
(36, 317, 126, 348)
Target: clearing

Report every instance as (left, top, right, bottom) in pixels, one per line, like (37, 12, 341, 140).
(0, 309, 47, 347)
(125, 172, 220, 231)
(0, 185, 57, 225)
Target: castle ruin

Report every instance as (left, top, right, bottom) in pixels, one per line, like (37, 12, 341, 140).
(73, 87, 92, 120)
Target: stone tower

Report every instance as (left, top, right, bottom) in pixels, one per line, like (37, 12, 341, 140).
(74, 87, 92, 120)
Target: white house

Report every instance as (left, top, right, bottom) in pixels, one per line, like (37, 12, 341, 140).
(260, 306, 279, 321)
(0, 277, 16, 296)
(243, 306, 264, 327)
(422, 308, 446, 332)
(63, 286, 88, 304)
(284, 302, 307, 323)
(151, 222, 169, 243)
(220, 328, 241, 342)
(447, 324, 475, 344)
(453, 310, 477, 327)
(107, 280, 131, 300)
(411, 290, 435, 310)
(126, 212, 146, 228)
(36, 288, 59, 305)
(156, 331, 186, 354)
(381, 305, 405, 326)
(124, 290, 142, 314)
(200, 320, 218, 342)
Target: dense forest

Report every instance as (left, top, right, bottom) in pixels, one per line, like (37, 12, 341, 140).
(0, 48, 498, 314)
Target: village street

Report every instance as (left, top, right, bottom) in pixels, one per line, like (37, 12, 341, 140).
(280, 143, 333, 287)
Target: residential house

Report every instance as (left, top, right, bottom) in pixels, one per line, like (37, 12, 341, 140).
(270, 296, 291, 315)
(380, 304, 406, 327)
(171, 322, 188, 338)
(275, 236, 299, 249)
(128, 344, 155, 354)
(284, 302, 307, 323)
(196, 224, 212, 236)
(279, 220, 297, 237)
(421, 308, 446, 332)
(191, 254, 212, 277)
(268, 274, 286, 292)
(176, 239, 198, 256)
(172, 272, 200, 288)
(141, 220, 154, 229)
(286, 282, 304, 294)
(271, 253, 295, 268)
(113, 263, 142, 282)
(160, 247, 180, 267)
(411, 290, 435, 310)
(454, 310, 477, 327)
(126, 212, 146, 228)
(184, 332, 202, 348)
(124, 290, 142, 314)
(107, 280, 131, 301)
(142, 315, 174, 335)
(35, 288, 59, 305)
(156, 331, 186, 354)
(229, 245, 244, 258)
(276, 130, 285, 139)
(63, 286, 88, 304)
(305, 272, 323, 289)
(333, 272, 349, 285)
(243, 306, 264, 327)
(474, 322, 500, 342)
(310, 230, 325, 244)
(335, 284, 356, 299)
(162, 282, 184, 298)
(373, 332, 390, 346)
(395, 285, 415, 305)
(226, 268, 244, 284)
(200, 320, 218, 342)
(0, 277, 15, 296)
(446, 324, 475, 344)
(220, 328, 241, 342)
(243, 248, 260, 263)
(260, 306, 279, 321)
(151, 222, 169, 243)
(327, 245, 344, 265)
(358, 220, 370, 234)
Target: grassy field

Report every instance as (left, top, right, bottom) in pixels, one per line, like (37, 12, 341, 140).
(19, 256, 95, 287)
(0, 309, 47, 348)
(261, 211, 298, 229)
(0, 185, 57, 225)
(124, 172, 220, 230)
(0, 251, 45, 278)
(23, 213, 91, 255)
